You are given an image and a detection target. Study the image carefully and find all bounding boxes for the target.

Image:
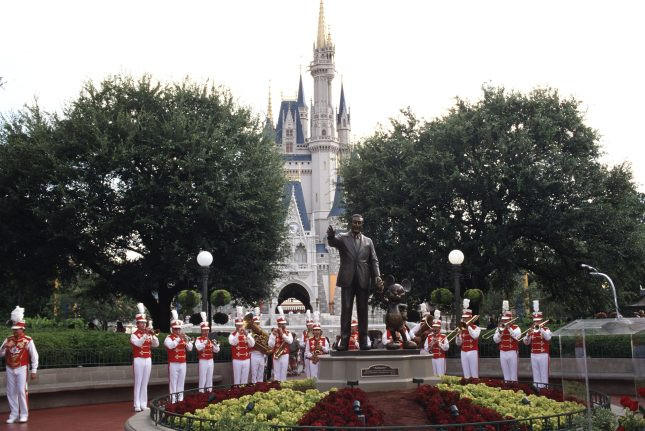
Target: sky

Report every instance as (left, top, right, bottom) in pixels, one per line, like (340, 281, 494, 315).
(1, 0, 644, 190)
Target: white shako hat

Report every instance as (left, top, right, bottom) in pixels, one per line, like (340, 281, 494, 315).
(11, 306, 26, 330)
(252, 307, 261, 323)
(532, 300, 543, 322)
(312, 311, 321, 330)
(276, 306, 287, 325)
(305, 309, 313, 326)
(501, 300, 512, 321)
(170, 309, 182, 329)
(432, 309, 441, 328)
(461, 298, 472, 318)
(135, 303, 147, 323)
(199, 311, 210, 330)
(234, 306, 244, 326)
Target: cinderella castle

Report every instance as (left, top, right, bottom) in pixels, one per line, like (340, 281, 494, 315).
(262, 0, 351, 318)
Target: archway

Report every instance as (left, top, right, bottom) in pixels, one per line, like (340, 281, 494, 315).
(277, 283, 313, 313)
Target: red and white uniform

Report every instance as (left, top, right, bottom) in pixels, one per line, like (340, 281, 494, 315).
(381, 328, 411, 348)
(1, 334, 38, 423)
(130, 329, 159, 410)
(164, 334, 193, 402)
(304, 336, 329, 379)
(523, 326, 551, 387)
(228, 330, 255, 385)
(455, 324, 480, 378)
(249, 329, 266, 384)
(195, 336, 219, 392)
(424, 333, 449, 376)
(493, 324, 521, 382)
(268, 330, 293, 381)
(348, 331, 360, 351)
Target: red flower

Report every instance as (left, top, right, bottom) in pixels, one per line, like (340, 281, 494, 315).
(638, 387, 645, 398)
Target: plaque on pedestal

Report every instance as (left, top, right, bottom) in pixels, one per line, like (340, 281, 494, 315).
(316, 349, 439, 392)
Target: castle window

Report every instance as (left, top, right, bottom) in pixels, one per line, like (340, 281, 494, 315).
(322, 129, 327, 137)
(286, 141, 293, 153)
(286, 129, 293, 137)
(294, 244, 307, 263)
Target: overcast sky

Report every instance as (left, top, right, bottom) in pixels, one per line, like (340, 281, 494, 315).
(2, 0, 643, 190)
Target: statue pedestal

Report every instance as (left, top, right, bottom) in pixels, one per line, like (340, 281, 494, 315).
(316, 349, 439, 392)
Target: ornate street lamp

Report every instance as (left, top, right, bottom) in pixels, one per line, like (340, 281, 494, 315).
(449, 249, 465, 329)
(579, 263, 622, 318)
(197, 251, 213, 314)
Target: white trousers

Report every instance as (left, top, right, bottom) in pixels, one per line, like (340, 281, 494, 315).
(531, 353, 550, 387)
(304, 358, 311, 378)
(232, 359, 250, 385)
(198, 359, 214, 392)
(308, 359, 320, 379)
(272, 355, 289, 382)
(500, 350, 519, 382)
(432, 357, 446, 376)
(133, 357, 152, 409)
(168, 362, 186, 402)
(250, 353, 266, 384)
(460, 350, 479, 379)
(5, 365, 28, 420)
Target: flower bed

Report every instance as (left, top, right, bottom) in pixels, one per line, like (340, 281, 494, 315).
(298, 387, 384, 427)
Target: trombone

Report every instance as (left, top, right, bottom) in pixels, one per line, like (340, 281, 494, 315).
(481, 317, 518, 340)
(446, 315, 479, 344)
(518, 320, 550, 342)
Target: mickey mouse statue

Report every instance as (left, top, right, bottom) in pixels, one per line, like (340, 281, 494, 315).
(383, 276, 417, 350)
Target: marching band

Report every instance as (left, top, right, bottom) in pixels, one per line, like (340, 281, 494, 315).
(164, 310, 194, 402)
(268, 306, 293, 382)
(130, 303, 159, 411)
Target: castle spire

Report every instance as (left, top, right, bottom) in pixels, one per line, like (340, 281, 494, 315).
(316, 0, 327, 49)
(297, 74, 306, 107)
(267, 83, 274, 125)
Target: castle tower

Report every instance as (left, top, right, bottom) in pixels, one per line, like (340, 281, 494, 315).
(297, 74, 309, 141)
(309, 0, 339, 238)
(336, 82, 350, 159)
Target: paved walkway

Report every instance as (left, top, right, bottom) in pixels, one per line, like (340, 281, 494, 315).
(4, 401, 135, 431)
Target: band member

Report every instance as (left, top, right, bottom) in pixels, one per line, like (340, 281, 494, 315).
(455, 299, 480, 379)
(348, 320, 360, 351)
(493, 301, 520, 382)
(130, 303, 159, 411)
(195, 312, 219, 392)
(164, 310, 193, 402)
(1, 307, 38, 424)
(382, 324, 411, 348)
(523, 300, 552, 387)
(229, 307, 255, 385)
(424, 310, 449, 376)
(301, 310, 314, 377)
(249, 308, 267, 384)
(305, 322, 329, 379)
(268, 307, 293, 381)
(410, 303, 432, 354)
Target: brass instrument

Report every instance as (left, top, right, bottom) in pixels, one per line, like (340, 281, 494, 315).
(310, 337, 324, 364)
(145, 320, 160, 336)
(518, 319, 550, 342)
(243, 313, 272, 355)
(412, 315, 433, 346)
(446, 315, 479, 344)
(272, 327, 289, 360)
(481, 317, 518, 340)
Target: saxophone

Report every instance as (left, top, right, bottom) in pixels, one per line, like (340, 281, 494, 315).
(243, 313, 271, 355)
(311, 337, 323, 364)
(272, 328, 289, 360)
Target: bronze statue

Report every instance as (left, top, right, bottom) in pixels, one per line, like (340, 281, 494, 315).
(327, 214, 384, 350)
(383, 276, 417, 349)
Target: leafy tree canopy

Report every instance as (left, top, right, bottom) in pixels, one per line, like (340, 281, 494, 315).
(0, 75, 287, 329)
(342, 86, 645, 317)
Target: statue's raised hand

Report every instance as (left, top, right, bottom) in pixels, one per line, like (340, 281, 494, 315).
(327, 225, 335, 238)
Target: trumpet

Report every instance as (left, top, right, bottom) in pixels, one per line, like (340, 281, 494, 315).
(311, 338, 324, 364)
(446, 315, 479, 344)
(518, 320, 550, 342)
(180, 331, 193, 344)
(481, 317, 518, 340)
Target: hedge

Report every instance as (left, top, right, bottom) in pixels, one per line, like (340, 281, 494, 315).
(0, 329, 231, 371)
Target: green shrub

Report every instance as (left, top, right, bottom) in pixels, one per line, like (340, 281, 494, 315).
(210, 289, 231, 307)
(464, 289, 484, 304)
(177, 290, 201, 312)
(431, 288, 453, 306)
(213, 312, 229, 324)
(572, 408, 618, 431)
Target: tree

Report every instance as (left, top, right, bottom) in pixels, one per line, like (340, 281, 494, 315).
(342, 86, 645, 316)
(1, 75, 287, 330)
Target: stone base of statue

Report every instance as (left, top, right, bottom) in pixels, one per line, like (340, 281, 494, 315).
(315, 349, 438, 392)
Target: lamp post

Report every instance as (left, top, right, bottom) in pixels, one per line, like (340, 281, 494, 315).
(579, 264, 622, 319)
(449, 249, 464, 329)
(197, 251, 213, 315)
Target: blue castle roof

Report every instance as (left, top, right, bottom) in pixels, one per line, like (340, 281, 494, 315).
(316, 243, 328, 254)
(284, 181, 310, 231)
(275, 100, 305, 146)
(328, 175, 346, 218)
